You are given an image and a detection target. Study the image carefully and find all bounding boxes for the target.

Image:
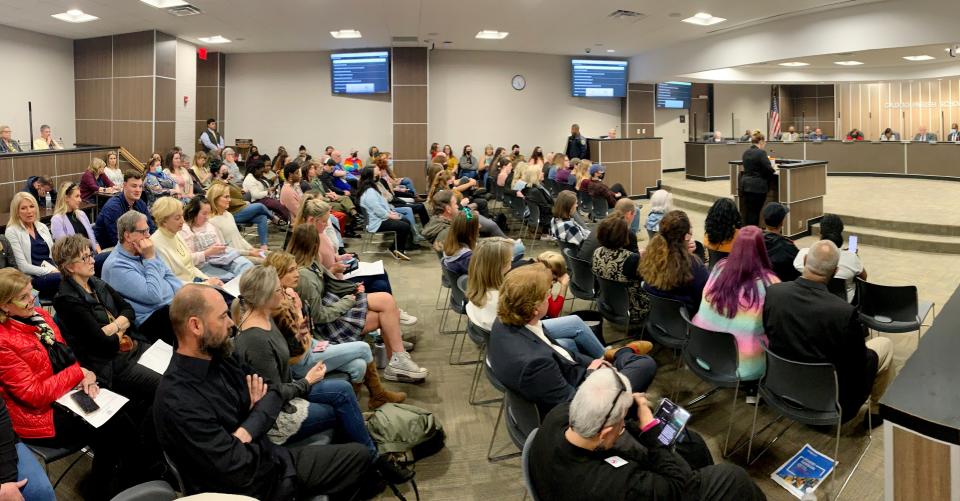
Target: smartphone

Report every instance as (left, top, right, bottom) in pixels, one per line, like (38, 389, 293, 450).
(848, 235, 858, 254)
(312, 340, 330, 353)
(344, 257, 359, 274)
(71, 391, 100, 414)
(654, 398, 691, 447)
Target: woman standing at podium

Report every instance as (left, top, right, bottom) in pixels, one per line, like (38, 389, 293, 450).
(739, 131, 775, 226)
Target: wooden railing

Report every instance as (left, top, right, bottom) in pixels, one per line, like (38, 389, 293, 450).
(118, 146, 145, 172)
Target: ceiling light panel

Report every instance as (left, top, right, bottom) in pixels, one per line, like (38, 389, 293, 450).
(331, 29, 362, 39)
(779, 62, 809, 67)
(198, 35, 230, 44)
(903, 55, 934, 61)
(681, 12, 726, 26)
(833, 60, 863, 66)
(52, 9, 98, 23)
(139, 0, 189, 7)
(476, 30, 509, 40)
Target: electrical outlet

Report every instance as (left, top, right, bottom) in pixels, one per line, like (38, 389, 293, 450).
(641, 128, 646, 134)
(636, 128, 641, 134)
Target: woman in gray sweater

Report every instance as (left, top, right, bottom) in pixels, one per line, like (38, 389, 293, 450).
(458, 145, 479, 179)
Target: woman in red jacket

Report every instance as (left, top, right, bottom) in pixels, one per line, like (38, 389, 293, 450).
(0, 268, 149, 500)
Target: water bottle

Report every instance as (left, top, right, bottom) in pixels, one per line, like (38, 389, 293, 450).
(44, 192, 51, 209)
(370, 330, 388, 369)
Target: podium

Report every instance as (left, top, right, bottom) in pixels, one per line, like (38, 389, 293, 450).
(729, 159, 827, 237)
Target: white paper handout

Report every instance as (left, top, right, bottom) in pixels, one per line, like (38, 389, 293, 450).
(138, 340, 174, 375)
(56, 388, 129, 428)
(344, 260, 385, 279)
(221, 275, 243, 297)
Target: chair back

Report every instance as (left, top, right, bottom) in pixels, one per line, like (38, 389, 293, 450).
(761, 344, 840, 418)
(856, 278, 919, 322)
(577, 190, 593, 214)
(591, 195, 609, 221)
(596, 276, 631, 326)
(504, 388, 541, 449)
(109, 481, 177, 501)
(524, 199, 541, 228)
(644, 293, 689, 349)
(445, 267, 468, 314)
(827, 277, 848, 301)
(682, 315, 741, 386)
(562, 247, 597, 300)
(485, 356, 507, 392)
(162, 451, 187, 494)
(521, 429, 542, 501)
(436, 251, 451, 288)
(706, 249, 728, 271)
(466, 319, 491, 348)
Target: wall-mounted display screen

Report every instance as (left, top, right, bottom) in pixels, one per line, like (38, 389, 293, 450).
(656, 81, 692, 109)
(571, 59, 628, 98)
(330, 51, 390, 94)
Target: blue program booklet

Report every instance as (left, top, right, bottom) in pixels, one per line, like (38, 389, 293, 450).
(771, 443, 836, 499)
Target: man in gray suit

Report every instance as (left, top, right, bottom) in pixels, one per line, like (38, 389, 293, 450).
(913, 126, 937, 142)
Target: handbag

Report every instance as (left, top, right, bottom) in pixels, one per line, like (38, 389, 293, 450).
(267, 397, 310, 445)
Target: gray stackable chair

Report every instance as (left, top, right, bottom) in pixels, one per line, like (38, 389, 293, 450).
(448, 274, 478, 365)
(27, 442, 87, 489)
(521, 428, 542, 501)
(109, 481, 177, 501)
(522, 199, 543, 245)
(562, 247, 598, 310)
(644, 293, 689, 352)
(590, 195, 609, 221)
(486, 358, 520, 462)
(856, 277, 934, 347)
(466, 319, 498, 405)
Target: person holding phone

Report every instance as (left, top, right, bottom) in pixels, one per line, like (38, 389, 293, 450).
(528, 368, 765, 501)
(791, 214, 865, 303)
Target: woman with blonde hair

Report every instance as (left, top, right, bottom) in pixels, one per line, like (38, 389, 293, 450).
(534, 250, 569, 318)
(79, 157, 117, 202)
(572, 158, 591, 190)
(149, 197, 225, 285)
(4, 193, 59, 298)
(103, 150, 124, 186)
(190, 150, 212, 188)
(50, 181, 109, 269)
(206, 182, 272, 250)
(441, 209, 480, 275)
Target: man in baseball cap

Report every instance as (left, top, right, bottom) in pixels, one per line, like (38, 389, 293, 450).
(761, 202, 800, 281)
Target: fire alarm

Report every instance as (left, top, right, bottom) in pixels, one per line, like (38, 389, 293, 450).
(183, 96, 189, 106)
(198, 47, 208, 60)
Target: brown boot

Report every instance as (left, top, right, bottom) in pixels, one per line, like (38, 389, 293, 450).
(364, 362, 406, 410)
(351, 382, 362, 397)
(604, 341, 654, 362)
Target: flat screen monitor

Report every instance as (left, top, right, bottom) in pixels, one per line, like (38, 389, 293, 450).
(330, 50, 390, 94)
(571, 59, 628, 98)
(656, 81, 692, 109)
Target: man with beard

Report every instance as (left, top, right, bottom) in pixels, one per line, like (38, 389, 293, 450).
(154, 284, 380, 500)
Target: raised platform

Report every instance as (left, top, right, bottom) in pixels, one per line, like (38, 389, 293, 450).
(661, 171, 960, 254)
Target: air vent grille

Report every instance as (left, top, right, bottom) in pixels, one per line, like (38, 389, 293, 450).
(167, 5, 202, 16)
(391, 36, 419, 43)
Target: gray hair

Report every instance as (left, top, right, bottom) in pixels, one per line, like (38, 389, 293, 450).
(116, 210, 146, 244)
(804, 240, 840, 278)
(222, 147, 236, 157)
(569, 368, 633, 437)
(40, 124, 50, 131)
(231, 265, 279, 326)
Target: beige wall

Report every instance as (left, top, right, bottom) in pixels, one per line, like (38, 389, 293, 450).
(175, 40, 197, 152)
(654, 108, 687, 170)
(0, 25, 75, 149)
(837, 78, 960, 140)
(713, 84, 771, 138)
(428, 50, 621, 155)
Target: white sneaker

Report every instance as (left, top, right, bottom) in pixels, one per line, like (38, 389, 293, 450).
(399, 309, 418, 325)
(383, 352, 428, 383)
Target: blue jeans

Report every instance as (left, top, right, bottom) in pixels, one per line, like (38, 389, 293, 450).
(290, 379, 377, 456)
(233, 203, 271, 246)
(629, 207, 641, 235)
(16, 442, 55, 501)
(459, 170, 477, 179)
(393, 206, 417, 231)
(399, 178, 416, 195)
(543, 315, 605, 359)
(199, 255, 253, 281)
(291, 339, 372, 382)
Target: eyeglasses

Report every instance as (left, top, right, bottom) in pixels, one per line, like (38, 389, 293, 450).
(73, 253, 94, 264)
(599, 366, 627, 434)
(131, 228, 150, 235)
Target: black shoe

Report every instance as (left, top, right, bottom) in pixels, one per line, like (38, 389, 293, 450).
(376, 455, 415, 484)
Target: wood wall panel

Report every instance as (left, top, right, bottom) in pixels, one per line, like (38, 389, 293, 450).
(393, 47, 428, 85)
(113, 122, 153, 161)
(113, 77, 154, 121)
(154, 122, 175, 154)
(57, 152, 92, 177)
(392, 46, 428, 188)
(631, 160, 661, 194)
(392, 160, 426, 192)
(393, 125, 427, 161)
(0, 159, 11, 184)
(892, 427, 951, 501)
(74, 37, 112, 80)
(155, 77, 176, 122)
(837, 77, 960, 140)
(197, 53, 220, 87)
(196, 87, 219, 121)
(0, 185, 16, 213)
(76, 120, 111, 146)
(113, 31, 154, 77)
(155, 32, 176, 79)
(393, 86, 428, 124)
(13, 155, 56, 180)
(75, 79, 111, 120)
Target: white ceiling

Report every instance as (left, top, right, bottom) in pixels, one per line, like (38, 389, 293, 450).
(0, 0, 883, 57)
(746, 43, 958, 70)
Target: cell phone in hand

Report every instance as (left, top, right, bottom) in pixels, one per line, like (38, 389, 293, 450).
(654, 398, 691, 447)
(71, 391, 100, 414)
(847, 235, 858, 254)
(312, 340, 330, 353)
(344, 258, 359, 274)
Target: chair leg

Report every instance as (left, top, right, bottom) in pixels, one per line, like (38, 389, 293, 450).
(722, 382, 740, 457)
(449, 319, 479, 366)
(435, 286, 449, 311)
(487, 400, 521, 462)
(746, 393, 761, 463)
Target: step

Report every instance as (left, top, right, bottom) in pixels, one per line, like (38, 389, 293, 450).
(827, 214, 960, 238)
(811, 223, 960, 255)
(661, 184, 729, 204)
(671, 195, 713, 214)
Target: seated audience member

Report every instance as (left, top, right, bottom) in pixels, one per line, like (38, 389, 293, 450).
(95, 170, 156, 248)
(584, 164, 627, 208)
(430, 170, 482, 211)
(51, 182, 109, 271)
(913, 126, 936, 142)
(949, 123, 960, 142)
(164, 149, 194, 200)
(0, 395, 56, 500)
(639, 210, 709, 313)
(577, 200, 639, 261)
(0, 268, 158, 500)
(761, 203, 800, 282)
(288, 225, 428, 383)
(149, 197, 227, 286)
(792, 213, 865, 302)
(780, 126, 799, 142)
(79, 158, 118, 202)
(765, 240, 892, 424)
(51, 235, 161, 401)
(546, 153, 565, 181)
(343, 148, 364, 174)
(494, 156, 513, 188)
(331, 150, 358, 186)
(845, 128, 865, 141)
(102, 211, 181, 345)
(738, 129, 752, 142)
(550, 191, 590, 248)
(810, 128, 828, 141)
(189, 151, 213, 189)
(4, 193, 60, 299)
(321, 158, 353, 195)
(520, 165, 555, 232)
(180, 196, 257, 276)
(220, 147, 244, 185)
(103, 151, 124, 186)
(0, 125, 22, 153)
(206, 181, 273, 250)
(280, 162, 304, 218)
(231, 265, 381, 452)
(533, 251, 571, 318)
(572, 158, 591, 190)
(487, 264, 657, 415)
(527, 147, 545, 175)
(592, 216, 650, 326)
(378, 151, 417, 196)
(703, 197, 741, 257)
(458, 145, 478, 178)
(692, 226, 779, 382)
(154, 284, 385, 500)
(22, 176, 55, 208)
(645, 189, 673, 237)
(425, 182, 501, 238)
(441, 210, 479, 275)
(879, 128, 898, 142)
(243, 160, 290, 221)
(802, 125, 813, 138)
(371, 159, 429, 228)
(358, 167, 415, 261)
(144, 156, 184, 201)
(32, 125, 63, 151)
(529, 369, 766, 501)
(554, 155, 574, 185)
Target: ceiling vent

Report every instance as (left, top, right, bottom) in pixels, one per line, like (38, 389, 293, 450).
(392, 36, 419, 44)
(608, 9, 645, 19)
(167, 4, 202, 16)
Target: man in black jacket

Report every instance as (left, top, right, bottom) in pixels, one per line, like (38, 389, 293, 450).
(761, 203, 800, 282)
(763, 240, 893, 424)
(529, 369, 765, 501)
(565, 123, 589, 161)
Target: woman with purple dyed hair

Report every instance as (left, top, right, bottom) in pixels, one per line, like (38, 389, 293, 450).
(690, 225, 779, 381)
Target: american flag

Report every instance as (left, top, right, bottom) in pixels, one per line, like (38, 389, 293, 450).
(769, 85, 781, 138)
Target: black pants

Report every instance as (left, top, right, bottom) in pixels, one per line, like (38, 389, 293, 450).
(288, 442, 380, 500)
(376, 219, 412, 253)
(138, 305, 175, 346)
(610, 183, 628, 199)
(611, 348, 657, 393)
(740, 191, 767, 227)
(391, 200, 430, 226)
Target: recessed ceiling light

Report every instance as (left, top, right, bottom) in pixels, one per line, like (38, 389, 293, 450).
(606, 49, 616, 53)
(330, 29, 362, 39)
(681, 12, 726, 26)
(903, 55, 934, 61)
(476, 30, 509, 40)
(139, 0, 189, 7)
(52, 9, 98, 23)
(834, 60, 863, 66)
(198, 35, 230, 44)
(779, 61, 809, 67)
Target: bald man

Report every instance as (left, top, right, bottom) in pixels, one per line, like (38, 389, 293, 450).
(762, 240, 892, 426)
(154, 284, 379, 499)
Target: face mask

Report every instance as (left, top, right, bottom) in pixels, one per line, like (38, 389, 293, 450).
(387, 159, 393, 167)
(221, 171, 230, 180)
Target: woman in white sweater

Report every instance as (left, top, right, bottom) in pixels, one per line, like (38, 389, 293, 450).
(180, 195, 258, 276)
(148, 197, 223, 287)
(4, 192, 60, 299)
